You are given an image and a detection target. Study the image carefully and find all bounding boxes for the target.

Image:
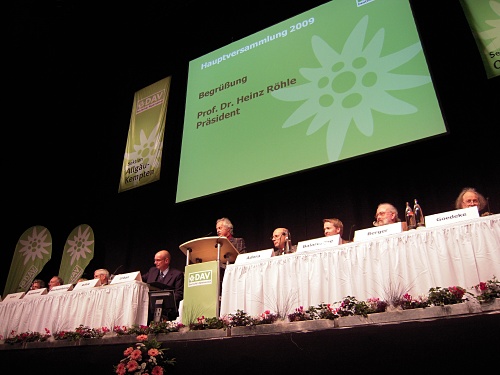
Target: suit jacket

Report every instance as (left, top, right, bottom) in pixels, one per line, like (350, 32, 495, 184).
(229, 237, 246, 254)
(142, 267, 184, 305)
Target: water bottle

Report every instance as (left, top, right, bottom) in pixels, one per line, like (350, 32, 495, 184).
(414, 199, 425, 228)
(405, 201, 416, 230)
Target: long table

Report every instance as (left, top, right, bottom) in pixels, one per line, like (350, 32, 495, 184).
(221, 214, 500, 317)
(0, 280, 149, 338)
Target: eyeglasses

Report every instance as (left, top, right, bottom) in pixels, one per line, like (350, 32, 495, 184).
(463, 199, 479, 204)
(270, 234, 284, 240)
(375, 211, 390, 218)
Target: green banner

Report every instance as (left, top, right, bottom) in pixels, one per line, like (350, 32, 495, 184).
(182, 261, 220, 324)
(58, 224, 95, 285)
(3, 225, 52, 298)
(460, 0, 500, 79)
(118, 76, 172, 192)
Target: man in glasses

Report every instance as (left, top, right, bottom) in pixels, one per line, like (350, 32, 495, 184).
(373, 203, 401, 227)
(271, 227, 296, 256)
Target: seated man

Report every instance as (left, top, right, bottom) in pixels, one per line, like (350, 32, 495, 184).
(271, 227, 297, 256)
(373, 203, 405, 228)
(30, 279, 46, 290)
(94, 269, 111, 286)
(142, 250, 184, 321)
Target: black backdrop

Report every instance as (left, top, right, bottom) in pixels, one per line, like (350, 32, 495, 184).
(3, 0, 499, 292)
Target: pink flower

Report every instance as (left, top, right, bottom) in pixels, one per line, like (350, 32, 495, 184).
(152, 365, 164, 375)
(148, 348, 160, 356)
(130, 349, 142, 360)
(126, 360, 139, 372)
(479, 282, 487, 291)
(137, 334, 148, 342)
(115, 363, 126, 375)
(123, 347, 133, 356)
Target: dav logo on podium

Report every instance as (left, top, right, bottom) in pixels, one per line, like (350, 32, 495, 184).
(187, 270, 213, 287)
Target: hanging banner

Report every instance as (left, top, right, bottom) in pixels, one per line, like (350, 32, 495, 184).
(460, 0, 500, 79)
(2, 225, 52, 298)
(58, 224, 95, 285)
(118, 76, 172, 192)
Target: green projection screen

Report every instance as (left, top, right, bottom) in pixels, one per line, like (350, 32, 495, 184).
(176, 0, 447, 203)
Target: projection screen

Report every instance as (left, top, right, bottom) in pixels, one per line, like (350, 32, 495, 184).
(176, 0, 447, 203)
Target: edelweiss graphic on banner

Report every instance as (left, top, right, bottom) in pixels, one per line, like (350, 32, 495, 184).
(460, 0, 500, 79)
(3, 226, 52, 297)
(118, 76, 172, 192)
(58, 224, 95, 285)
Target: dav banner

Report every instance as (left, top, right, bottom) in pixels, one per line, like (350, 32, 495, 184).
(460, 0, 500, 79)
(118, 76, 172, 192)
(3, 226, 52, 298)
(58, 224, 95, 285)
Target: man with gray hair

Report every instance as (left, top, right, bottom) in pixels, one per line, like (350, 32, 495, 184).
(216, 217, 246, 254)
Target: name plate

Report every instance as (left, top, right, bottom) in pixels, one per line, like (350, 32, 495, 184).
(2, 292, 25, 302)
(73, 278, 100, 290)
(50, 283, 74, 293)
(296, 235, 340, 253)
(354, 222, 403, 242)
(425, 206, 479, 228)
(110, 271, 141, 284)
(235, 249, 273, 264)
(24, 288, 48, 298)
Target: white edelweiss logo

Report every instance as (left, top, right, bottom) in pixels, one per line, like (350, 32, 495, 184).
(18, 226, 51, 265)
(66, 225, 94, 265)
(271, 15, 431, 162)
(478, 0, 500, 49)
(125, 121, 163, 186)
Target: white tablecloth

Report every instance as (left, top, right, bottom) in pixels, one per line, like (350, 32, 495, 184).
(221, 214, 500, 316)
(0, 281, 149, 338)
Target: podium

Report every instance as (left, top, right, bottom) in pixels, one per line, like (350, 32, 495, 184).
(179, 236, 239, 321)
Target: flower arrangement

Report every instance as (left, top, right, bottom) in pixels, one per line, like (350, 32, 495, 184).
(224, 309, 258, 327)
(114, 334, 175, 375)
(189, 315, 226, 330)
(390, 293, 429, 310)
(427, 286, 467, 306)
(257, 310, 280, 324)
(187, 310, 279, 330)
(472, 275, 500, 303)
(114, 324, 150, 336)
(4, 328, 51, 344)
(365, 297, 390, 313)
(54, 324, 108, 341)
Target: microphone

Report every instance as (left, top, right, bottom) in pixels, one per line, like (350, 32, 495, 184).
(110, 265, 123, 281)
(285, 231, 291, 254)
(205, 231, 213, 237)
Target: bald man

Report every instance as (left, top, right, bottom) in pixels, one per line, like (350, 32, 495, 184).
(142, 249, 184, 320)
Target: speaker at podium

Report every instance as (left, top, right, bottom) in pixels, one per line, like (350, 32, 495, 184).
(178, 236, 239, 321)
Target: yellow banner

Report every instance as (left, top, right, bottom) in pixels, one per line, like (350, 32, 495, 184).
(460, 0, 500, 79)
(118, 76, 172, 192)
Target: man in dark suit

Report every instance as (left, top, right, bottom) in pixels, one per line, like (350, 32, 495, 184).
(142, 249, 184, 321)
